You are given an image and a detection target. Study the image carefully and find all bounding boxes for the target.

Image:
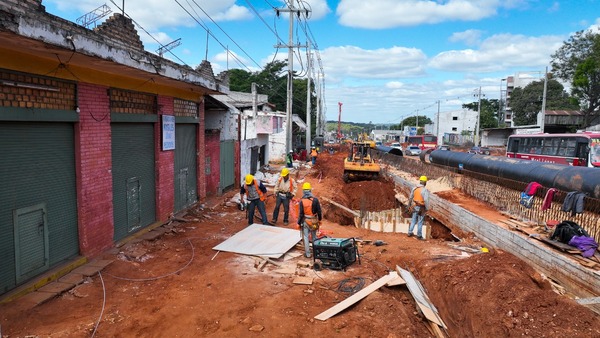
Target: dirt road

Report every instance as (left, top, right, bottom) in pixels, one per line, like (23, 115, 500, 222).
(1, 147, 598, 337)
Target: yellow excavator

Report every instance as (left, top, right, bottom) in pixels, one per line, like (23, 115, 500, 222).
(357, 133, 376, 148)
(343, 141, 381, 183)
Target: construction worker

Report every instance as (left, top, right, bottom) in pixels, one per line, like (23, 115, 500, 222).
(407, 175, 430, 240)
(286, 150, 294, 168)
(310, 147, 318, 165)
(271, 168, 297, 225)
(240, 174, 269, 226)
(297, 182, 322, 258)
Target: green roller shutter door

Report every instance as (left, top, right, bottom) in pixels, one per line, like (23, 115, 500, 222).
(174, 124, 197, 211)
(111, 123, 156, 240)
(0, 122, 78, 294)
(220, 140, 235, 192)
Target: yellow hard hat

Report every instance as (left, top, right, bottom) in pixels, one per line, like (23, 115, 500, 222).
(281, 168, 289, 177)
(245, 174, 254, 185)
(419, 176, 428, 182)
(481, 247, 489, 253)
(302, 182, 312, 190)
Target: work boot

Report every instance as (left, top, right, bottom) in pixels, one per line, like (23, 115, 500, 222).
(283, 221, 289, 226)
(271, 219, 277, 224)
(418, 236, 425, 241)
(407, 233, 413, 237)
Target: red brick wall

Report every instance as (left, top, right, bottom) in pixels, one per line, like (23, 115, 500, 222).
(75, 82, 114, 256)
(205, 131, 220, 196)
(155, 96, 175, 220)
(197, 99, 207, 201)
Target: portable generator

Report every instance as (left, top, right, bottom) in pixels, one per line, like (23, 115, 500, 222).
(313, 237, 359, 270)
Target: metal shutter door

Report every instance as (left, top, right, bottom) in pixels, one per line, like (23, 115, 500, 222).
(174, 124, 198, 211)
(0, 122, 78, 294)
(220, 140, 235, 192)
(111, 123, 156, 241)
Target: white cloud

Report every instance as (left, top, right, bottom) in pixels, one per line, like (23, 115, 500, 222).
(301, 0, 332, 20)
(45, 0, 249, 30)
(430, 33, 565, 72)
(337, 0, 508, 29)
(321, 45, 428, 80)
(449, 29, 483, 46)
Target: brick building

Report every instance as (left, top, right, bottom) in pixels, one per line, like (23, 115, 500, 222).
(0, 0, 230, 295)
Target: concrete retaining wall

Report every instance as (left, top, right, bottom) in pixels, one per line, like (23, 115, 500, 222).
(391, 175, 600, 304)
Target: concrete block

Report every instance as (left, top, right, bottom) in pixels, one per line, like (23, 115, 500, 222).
(37, 281, 74, 294)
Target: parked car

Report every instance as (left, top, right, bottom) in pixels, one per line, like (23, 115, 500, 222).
(436, 145, 451, 151)
(468, 146, 491, 155)
(390, 142, 402, 150)
(405, 146, 422, 156)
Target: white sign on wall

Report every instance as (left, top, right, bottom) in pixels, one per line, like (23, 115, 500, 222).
(162, 115, 175, 151)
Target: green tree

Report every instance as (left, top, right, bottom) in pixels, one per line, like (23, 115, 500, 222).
(462, 99, 500, 129)
(551, 30, 600, 127)
(509, 79, 578, 125)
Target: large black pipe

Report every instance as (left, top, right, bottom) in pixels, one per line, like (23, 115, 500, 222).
(428, 150, 600, 198)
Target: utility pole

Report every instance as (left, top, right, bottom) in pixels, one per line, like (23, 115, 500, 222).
(315, 69, 321, 137)
(436, 100, 440, 145)
(540, 66, 548, 133)
(274, 1, 309, 153)
(305, 44, 311, 154)
(475, 86, 482, 146)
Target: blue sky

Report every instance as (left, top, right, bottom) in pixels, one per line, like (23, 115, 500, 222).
(43, 0, 600, 124)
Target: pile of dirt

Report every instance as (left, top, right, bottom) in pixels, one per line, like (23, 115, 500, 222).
(420, 250, 600, 337)
(342, 180, 396, 211)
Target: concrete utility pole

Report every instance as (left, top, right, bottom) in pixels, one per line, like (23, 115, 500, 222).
(540, 66, 548, 132)
(436, 100, 440, 145)
(305, 44, 311, 153)
(274, 1, 309, 153)
(475, 86, 482, 146)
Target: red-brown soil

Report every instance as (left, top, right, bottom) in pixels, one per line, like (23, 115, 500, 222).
(1, 148, 598, 337)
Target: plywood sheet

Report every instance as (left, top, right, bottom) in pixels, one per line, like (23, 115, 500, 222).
(213, 224, 301, 259)
(398, 266, 447, 329)
(314, 271, 397, 321)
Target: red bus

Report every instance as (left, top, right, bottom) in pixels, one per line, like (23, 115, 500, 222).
(407, 134, 437, 150)
(506, 132, 600, 167)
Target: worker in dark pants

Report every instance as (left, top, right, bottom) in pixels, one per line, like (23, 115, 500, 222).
(240, 174, 269, 226)
(271, 168, 297, 225)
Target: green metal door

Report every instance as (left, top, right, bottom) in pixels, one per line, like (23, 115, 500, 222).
(14, 203, 49, 283)
(174, 124, 197, 211)
(112, 123, 156, 240)
(0, 122, 78, 294)
(220, 140, 235, 192)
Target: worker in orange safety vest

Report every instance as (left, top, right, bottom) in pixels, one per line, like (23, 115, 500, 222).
(297, 182, 322, 257)
(407, 175, 430, 240)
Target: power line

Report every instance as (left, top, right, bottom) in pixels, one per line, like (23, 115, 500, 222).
(187, 0, 262, 68)
(172, 0, 254, 72)
(244, 0, 286, 45)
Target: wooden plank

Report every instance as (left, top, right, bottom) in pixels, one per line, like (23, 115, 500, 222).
(314, 271, 397, 321)
(539, 237, 576, 252)
(576, 297, 600, 305)
(399, 267, 447, 329)
(417, 302, 445, 328)
(274, 266, 296, 274)
(321, 197, 360, 217)
(428, 321, 446, 338)
(292, 276, 314, 285)
(386, 275, 406, 286)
